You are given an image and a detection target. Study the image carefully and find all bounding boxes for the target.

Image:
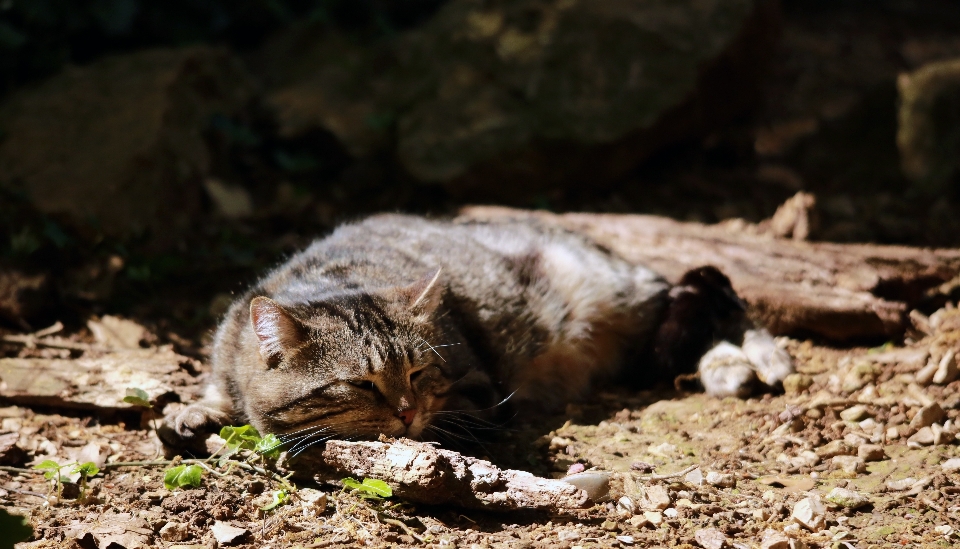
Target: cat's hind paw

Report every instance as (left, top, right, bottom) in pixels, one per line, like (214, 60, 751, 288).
(698, 341, 756, 398)
(741, 328, 794, 387)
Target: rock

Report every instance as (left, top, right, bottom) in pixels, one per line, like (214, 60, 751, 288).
(825, 487, 869, 509)
(561, 471, 610, 501)
(253, 0, 779, 194)
(705, 471, 737, 488)
(557, 529, 580, 542)
(909, 403, 946, 429)
(0, 47, 256, 241)
(617, 496, 637, 517)
(643, 511, 663, 526)
(842, 363, 879, 392)
(0, 432, 25, 466)
(941, 457, 960, 473)
(159, 522, 189, 542)
(831, 456, 866, 475)
(767, 192, 817, 241)
(815, 440, 856, 459)
(857, 444, 886, 462)
(695, 527, 728, 549)
(897, 57, 960, 193)
(760, 529, 790, 549)
(616, 535, 635, 545)
(933, 349, 959, 384)
(839, 405, 870, 422)
(627, 515, 649, 528)
(298, 488, 327, 518)
(643, 485, 671, 510)
(782, 373, 813, 395)
(0, 270, 51, 328)
(791, 495, 826, 532)
(211, 521, 249, 546)
(685, 467, 704, 485)
(907, 424, 954, 447)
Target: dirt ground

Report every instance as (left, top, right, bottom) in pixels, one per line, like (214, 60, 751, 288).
(2, 303, 960, 548)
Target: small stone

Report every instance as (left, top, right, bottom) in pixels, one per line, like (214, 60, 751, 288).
(299, 488, 327, 517)
(211, 522, 249, 546)
(695, 527, 728, 549)
(616, 535, 635, 545)
(885, 477, 917, 491)
(159, 522, 189, 542)
(941, 457, 960, 473)
(825, 487, 869, 509)
(663, 508, 678, 518)
(706, 471, 736, 488)
(617, 496, 636, 516)
(934, 525, 954, 537)
(857, 444, 885, 462)
(562, 471, 610, 501)
(557, 529, 580, 541)
(760, 529, 790, 549)
(753, 508, 771, 521)
(601, 520, 619, 531)
(630, 461, 656, 473)
(684, 467, 703, 485)
(550, 437, 573, 450)
(842, 363, 879, 392)
(782, 374, 813, 395)
(0, 432, 25, 466)
(831, 455, 866, 475)
(791, 495, 826, 532)
(915, 360, 939, 385)
(933, 349, 959, 384)
(643, 511, 663, 525)
(567, 462, 586, 475)
(910, 403, 946, 429)
(839, 405, 870, 422)
(643, 485, 671, 510)
(627, 515, 649, 528)
(907, 425, 954, 447)
(816, 440, 855, 459)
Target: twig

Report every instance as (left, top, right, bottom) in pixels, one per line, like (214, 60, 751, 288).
(638, 463, 700, 481)
(0, 465, 34, 474)
(381, 518, 426, 543)
(1, 334, 107, 353)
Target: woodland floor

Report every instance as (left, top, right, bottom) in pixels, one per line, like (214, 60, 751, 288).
(2, 305, 960, 549)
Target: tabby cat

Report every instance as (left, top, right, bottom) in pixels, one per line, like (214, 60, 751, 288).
(161, 214, 791, 451)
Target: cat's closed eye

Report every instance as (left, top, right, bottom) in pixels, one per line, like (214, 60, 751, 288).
(348, 379, 377, 391)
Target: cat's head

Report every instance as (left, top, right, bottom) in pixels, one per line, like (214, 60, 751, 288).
(240, 268, 457, 444)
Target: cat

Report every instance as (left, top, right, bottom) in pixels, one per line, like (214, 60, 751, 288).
(160, 214, 792, 452)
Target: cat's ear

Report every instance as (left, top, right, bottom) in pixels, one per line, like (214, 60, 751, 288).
(402, 267, 444, 316)
(249, 297, 306, 368)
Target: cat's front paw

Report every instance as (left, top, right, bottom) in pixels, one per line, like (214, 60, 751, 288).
(741, 329, 794, 387)
(158, 403, 230, 447)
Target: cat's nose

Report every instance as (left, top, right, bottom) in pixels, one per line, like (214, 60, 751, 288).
(397, 408, 417, 426)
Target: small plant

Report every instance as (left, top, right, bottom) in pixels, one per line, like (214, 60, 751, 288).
(33, 460, 69, 498)
(73, 462, 100, 501)
(341, 477, 392, 500)
(0, 508, 33, 549)
(219, 425, 282, 459)
(122, 387, 151, 407)
(260, 489, 289, 511)
(163, 464, 204, 490)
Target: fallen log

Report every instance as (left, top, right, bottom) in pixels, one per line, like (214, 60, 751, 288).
(458, 206, 960, 341)
(296, 438, 592, 511)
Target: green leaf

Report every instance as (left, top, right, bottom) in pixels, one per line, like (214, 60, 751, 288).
(74, 462, 100, 478)
(361, 478, 392, 497)
(0, 508, 33, 549)
(255, 433, 282, 459)
(33, 460, 61, 480)
(260, 489, 288, 511)
(122, 387, 152, 407)
(163, 464, 204, 490)
(220, 425, 262, 452)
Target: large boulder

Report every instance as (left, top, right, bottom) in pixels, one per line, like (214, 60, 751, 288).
(0, 47, 257, 241)
(254, 0, 779, 196)
(897, 57, 960, 194)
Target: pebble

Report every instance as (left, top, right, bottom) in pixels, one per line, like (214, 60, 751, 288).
(627, 515, 649, 528)
(907, 424, 954, 447)
(916, 359, 939, 385)
(211, 521, 249, 546)
(885, 477, 917, 491)
(643, 511, 663, 525)
(783, 373, 813, 395)
(816, 440, 855, 459)
(616, 496, 636, 516)
(706, 471, 736, 488)
(933, 349, 959, 384)
(557, 529, 580, 541)
(616, 535, 635, 545)
(694, 527, 728, 549)
(941, 457, 960, 473)
(566, 462, 585, 475)
(684, 467, 703, 485)
(791, 495, 826, 532)
(857, 444, 885, 462)
(760, 529, 790, 549)
(562, 471, 610, 501)
(842, 363, 878, 392)
(159, 521, 189, 542)
(831, 455, 866, 474)
(824, 487, 870, 509)
(643, 485, 671, 510)
(663, 508, 678, 518)
(909, 402, 946, 429)
(839, 405, 870, 422)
